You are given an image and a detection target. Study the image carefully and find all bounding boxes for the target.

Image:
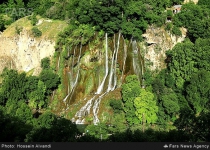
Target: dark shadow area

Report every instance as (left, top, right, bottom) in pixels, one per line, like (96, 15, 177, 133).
(1, 108, 210, 142)
(0, 110, 33, 142)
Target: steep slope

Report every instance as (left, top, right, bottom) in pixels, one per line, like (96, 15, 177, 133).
(52, 25, 186, 125)
(0, 17, 67, 75)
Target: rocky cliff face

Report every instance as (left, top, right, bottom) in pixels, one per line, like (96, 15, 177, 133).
(142, 26, 186, 70)
(0, 29, 55, 75)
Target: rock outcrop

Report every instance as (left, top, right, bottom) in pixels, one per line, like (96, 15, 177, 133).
(142, 26, 186, 70)
(0, 29, 55, 75)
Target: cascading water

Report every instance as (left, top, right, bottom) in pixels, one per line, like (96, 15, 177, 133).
(71, 33, 145, 125)
(112, 32, 121, 90)
(120, 36, 127, 86)
(57, 54, 60, 71)
(92, 92, 107, 125)
(107, 34, 116, 92)
(132, 40, 142, 82)
(75, 33, 110, 125)
(95, 33, 109, 94)
(63, 44, 82, 103)
(107, 32, 121, 92)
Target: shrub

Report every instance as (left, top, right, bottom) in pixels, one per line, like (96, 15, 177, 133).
(28, 15, 38, 26)
(109, 99, 123, 114)
(172, 26, 182, 36)
(31, 27, 42, 37)
(15, 26, 23, 35)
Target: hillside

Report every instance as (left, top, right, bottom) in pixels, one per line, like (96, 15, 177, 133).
(0, 0, 210, 142)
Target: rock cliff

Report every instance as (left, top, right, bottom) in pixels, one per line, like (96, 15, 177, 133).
(0, 29, 55, 75)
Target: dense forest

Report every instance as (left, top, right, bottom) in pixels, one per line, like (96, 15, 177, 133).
(0, 0, 210, 142)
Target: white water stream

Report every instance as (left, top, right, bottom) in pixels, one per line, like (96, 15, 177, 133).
(95, 33, 109, 94)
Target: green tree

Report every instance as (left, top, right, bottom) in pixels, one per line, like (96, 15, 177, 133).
(15, 100, 33, 124)
(174, 3, 210, 42)
(85, 123, 109, 141)
(108, 113, 127, 134)
(25, 112, 79, 142)
(31, 27, 42, 37)
(122, 75, 141, 125)
(186, 70, 210, 114)
(0, 69, 28, 103)
(39, 69, 60, 94)
(134, 89, 158, 126)
(0, 15, 6, 31)
(160, 92, 180, 120)
(194, 38, 210, 71)
(28, 80, 46, 109)
(0, 107, 33, 142)
(109, 99, 123, 114)
(166, 39, 196, 89)
(41, 57, 50, 69)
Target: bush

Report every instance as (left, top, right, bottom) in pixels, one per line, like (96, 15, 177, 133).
(109, 99, 123, 114)
(15, 26, 23, 35)
(172, 26, 182, 36)
(31, 27, 42, 37)
(28, 15, 38, 26)
(41, 57, 50, 69)
(165, 23, 172, 31)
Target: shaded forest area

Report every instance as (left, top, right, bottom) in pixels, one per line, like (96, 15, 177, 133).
(0, 0, 210, 142)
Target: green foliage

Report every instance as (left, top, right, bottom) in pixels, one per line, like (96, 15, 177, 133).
(175, 110, 210, 142)
(15, 100, 33, 124)
(85, 123, 109, 140)
(134, 89, 158, 125)
(174, 3, 210, 42)
(0, 15, 6, 31)
(0, 69, 28, 103)
(109, 99, 123, 114)
(198, 0, 210, 9)
(194, 38, 210, 70)
(0, 108, 33, 142)
(31, 27, 42, 37)
(39, 69, 60, 94)
(172, 26, 182, 36)
(167, 10, 173, 18)
(108, 113, 127, 133)
(166, 39, 196, 89)
(25, 112, 79, 142)
(186, 70, 210, 114)
(28, 14, 38, 26)
(160, 92, 180, 116)
(15, 25, 23, 35)
(57, 24, 95, 46)
(165, 23, 173, 31)
(41, 57, 50, 69)
(122, 75, 141, 125)
(28, 80, 46, 109)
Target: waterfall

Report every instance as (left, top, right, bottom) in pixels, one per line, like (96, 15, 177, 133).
(75, 96, 96, 118)
(107, 32, 121, 92)
(69, 46, 76, 91)
(73, 33, 145, 125)
(112, 32, 121, 91)
(92, 92, 107, 125)
(57, 54, 60, 71)
(120, 36, 127, 86)
(95, 33, 109, 94)
(132, 40, 142, 82)
(63, 44, 82, 103)
(107, 34, 116, 92)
